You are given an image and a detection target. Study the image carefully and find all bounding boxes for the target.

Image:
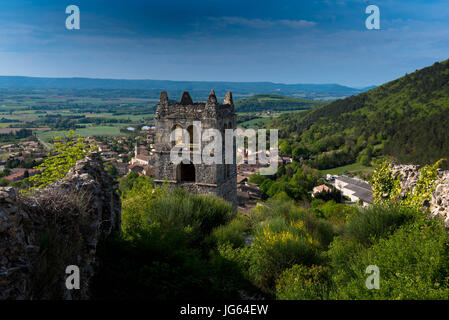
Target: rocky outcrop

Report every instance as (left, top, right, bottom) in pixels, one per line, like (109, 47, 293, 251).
(430, 171, 449, 225)
(389, 164, 449, 227)
(0, 152, 121, 300)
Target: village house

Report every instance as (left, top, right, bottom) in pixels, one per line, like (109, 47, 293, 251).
(4, 168, 39, 182)
(312, 184, 332, 197)
(112, 162, 129, 176)
(130, 140, 153, 167)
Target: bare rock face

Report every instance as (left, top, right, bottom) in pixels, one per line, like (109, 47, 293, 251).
(0, 152, 121, 300)
(389, 164, 449, 227)
(430, 172, 449, 226)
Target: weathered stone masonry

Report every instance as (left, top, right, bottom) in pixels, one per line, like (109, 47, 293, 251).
(0, 153, 121, 300)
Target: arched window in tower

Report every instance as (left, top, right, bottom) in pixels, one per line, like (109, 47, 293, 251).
(225, 122, 233, 178)
(223, 122, 228, 179)
(177, 162, 196, 182)
(223, 123, 228, 145)
(187, 125, 194, 151)
(172, 124, 183, 147)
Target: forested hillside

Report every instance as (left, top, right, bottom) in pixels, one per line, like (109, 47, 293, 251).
(271, 59, 449, 168)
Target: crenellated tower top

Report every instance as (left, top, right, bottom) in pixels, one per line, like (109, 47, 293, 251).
(155, 90, 234, 120)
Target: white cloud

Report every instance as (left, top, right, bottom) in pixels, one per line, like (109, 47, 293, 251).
(208, 17, 316, 29)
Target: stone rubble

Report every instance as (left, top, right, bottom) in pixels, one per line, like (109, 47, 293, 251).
(389, 164, 449, 227)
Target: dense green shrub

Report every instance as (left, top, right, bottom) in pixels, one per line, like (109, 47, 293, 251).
(345, 205, 416, 245)
(91, 236, 211, 300)
(330, 216, 449, 299)
(218, 213, 322, 295)
(370, 161, 401, 204)
(313, 200, 357, 224)
(210, 216, 249, 248)
(122, 185, 235, 246)
(92, 181, 250, 300)
(255, 216, 288, 234)
(326, 237, 366, 288)
(250, 198, 308, 225)
(276, 265, 332, 300)
(217, 243, 254, 278)
(303, 214, 336, 248)
(118, 171, 150, 197)
(247, 226, 321, 293)
(257, 163, 321, 200)
(249, 173, 269, 185)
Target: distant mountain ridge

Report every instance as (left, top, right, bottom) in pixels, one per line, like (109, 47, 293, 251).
(235, 94, 322, 112)
(0, 76, 369, 101)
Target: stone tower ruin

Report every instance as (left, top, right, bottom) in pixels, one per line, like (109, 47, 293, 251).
(153, 90, 237, 209)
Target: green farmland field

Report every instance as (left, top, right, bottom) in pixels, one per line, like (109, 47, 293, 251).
(37, 125, 128, 141)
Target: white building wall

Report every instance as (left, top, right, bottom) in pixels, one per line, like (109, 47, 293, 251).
(334, 178, 368, 205)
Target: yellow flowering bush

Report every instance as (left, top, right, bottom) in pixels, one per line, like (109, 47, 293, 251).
(290, 220, 305, 230)
(370, 161, 401, 204)
(258, 228, 297, 245)
(276, 264, 332, 300)
(248, 225, 321, 293)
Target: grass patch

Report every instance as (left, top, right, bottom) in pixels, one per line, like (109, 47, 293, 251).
(320, 162, 374, 176)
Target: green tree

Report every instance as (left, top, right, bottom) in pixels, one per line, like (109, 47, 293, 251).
(292, 145, 308, 161)
(279, 139, 292, 156)
(106, 164, 118, 178)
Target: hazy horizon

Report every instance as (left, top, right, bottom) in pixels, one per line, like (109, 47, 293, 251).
(0, 74, 379, 89)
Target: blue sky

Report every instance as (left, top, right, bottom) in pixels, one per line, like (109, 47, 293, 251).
(0, 0, 448, 87)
